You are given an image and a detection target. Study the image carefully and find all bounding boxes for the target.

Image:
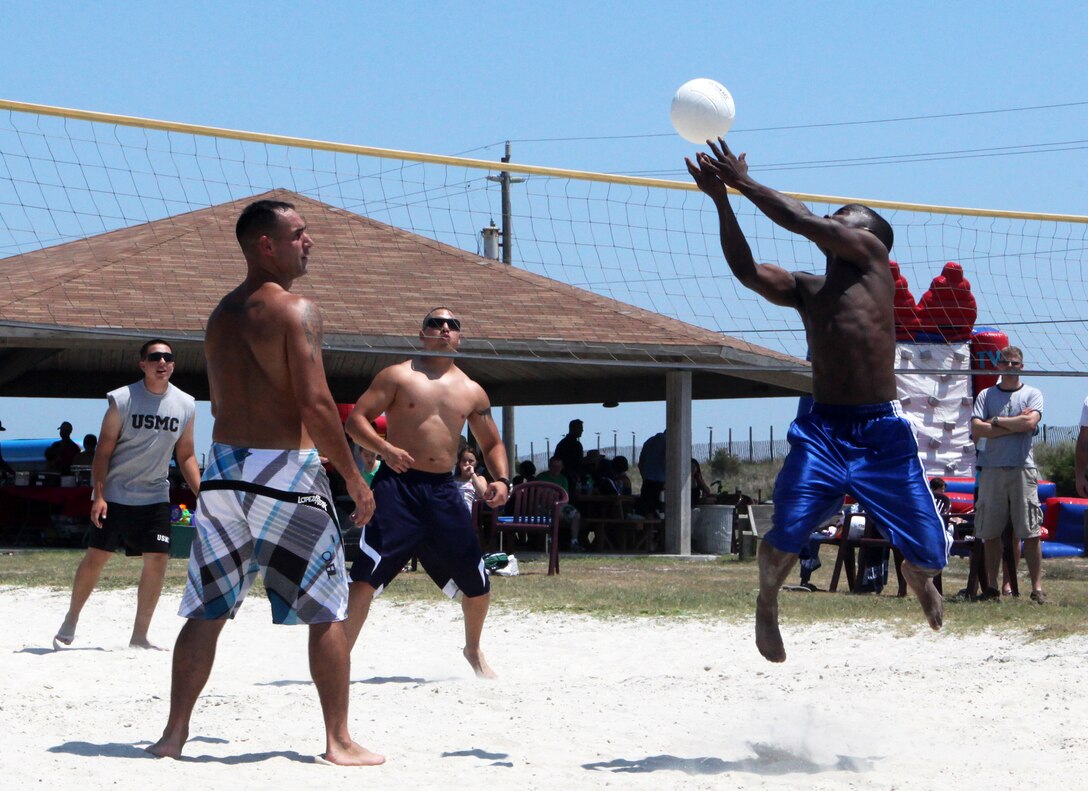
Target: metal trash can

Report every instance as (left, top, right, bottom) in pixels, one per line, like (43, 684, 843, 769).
(694, 505, 734, 554)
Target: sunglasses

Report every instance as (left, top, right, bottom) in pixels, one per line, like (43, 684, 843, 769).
(423, 316, 461, 332)
(998, 359, 1023, 367)
(143, 352, 175, 363)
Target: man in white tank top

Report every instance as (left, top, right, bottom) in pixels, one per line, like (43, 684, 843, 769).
(54, 339, 201, 650)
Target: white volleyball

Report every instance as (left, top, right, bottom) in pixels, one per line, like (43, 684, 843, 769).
(670, 78, 736, 144)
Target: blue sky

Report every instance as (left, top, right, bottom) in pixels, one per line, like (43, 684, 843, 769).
(2, 1, 1087, 458)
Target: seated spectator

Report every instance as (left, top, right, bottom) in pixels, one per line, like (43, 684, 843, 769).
(592, 457, 621, 496)
(691, 458, 714, 506)
(353, 442, 382, 487)
(536, 456, 568, 491)
(455, 445, 487, 511)
(796, 511, 844, 591)
(611, 455, 633, 495)
(534, 456, 581, 550)
(929, 477, 952, 518)
(0, 419, 14, 481)
(46, 421, 81, 475)
(72, 434, 97, 467)
(513, 459, 537, 486)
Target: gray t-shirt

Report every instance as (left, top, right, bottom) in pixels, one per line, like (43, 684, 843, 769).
(972, 382, 1043, 468)
(102, 381, 195, 505)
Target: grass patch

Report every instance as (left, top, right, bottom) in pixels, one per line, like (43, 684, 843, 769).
(5, 549, 1087, 638)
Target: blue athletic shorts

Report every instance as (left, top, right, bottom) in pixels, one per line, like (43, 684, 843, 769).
(349, 466, 489, 598)
(767, 401, 949, 571)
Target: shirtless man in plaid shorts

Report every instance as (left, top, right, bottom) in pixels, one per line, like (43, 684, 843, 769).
(147, 200, 382, 766)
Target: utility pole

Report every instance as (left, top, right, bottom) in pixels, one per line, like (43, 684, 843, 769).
(485, 142, 525, 475)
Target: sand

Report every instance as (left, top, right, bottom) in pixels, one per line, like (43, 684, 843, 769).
(3, 586, 1085, 790)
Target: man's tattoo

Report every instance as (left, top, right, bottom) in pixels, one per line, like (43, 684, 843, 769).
(301, 302, 323, 360)
(476, 407, 492, 417)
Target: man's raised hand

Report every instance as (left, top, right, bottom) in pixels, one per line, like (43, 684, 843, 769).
(704, 138, 748, 186)
(686, 154, 729, 201)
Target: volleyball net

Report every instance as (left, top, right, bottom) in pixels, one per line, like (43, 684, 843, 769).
(1, 99, 1087, 373)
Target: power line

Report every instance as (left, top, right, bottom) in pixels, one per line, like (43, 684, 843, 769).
(619, 139, 1088, 176)
(511, 100, 1088, 144)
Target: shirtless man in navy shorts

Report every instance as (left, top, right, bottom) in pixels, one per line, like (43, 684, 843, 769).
(345, 308, 510, 679)
(687, 140, 948, 663)
(147, 200, 382, 765)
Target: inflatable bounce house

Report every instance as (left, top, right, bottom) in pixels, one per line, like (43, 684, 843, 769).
(890, 261, 1084, 558)
(893, 261, 980, 479)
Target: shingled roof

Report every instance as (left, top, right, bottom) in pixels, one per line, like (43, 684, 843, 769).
(0, 190, 809, 405)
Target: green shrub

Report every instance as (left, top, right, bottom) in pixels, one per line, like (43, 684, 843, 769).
(708, 447, 741, 479)
(1036, 441, 1076, 496)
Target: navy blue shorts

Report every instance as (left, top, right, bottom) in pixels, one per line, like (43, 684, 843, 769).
(349, 466, 489, 598)
(767, 401, 949, 571)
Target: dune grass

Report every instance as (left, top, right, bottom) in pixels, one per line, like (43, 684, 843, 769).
(5, 548, 1087, 639)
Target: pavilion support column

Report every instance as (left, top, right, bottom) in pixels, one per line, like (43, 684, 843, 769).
(664, 370, 692, 555)
(502, 406, 516, 478)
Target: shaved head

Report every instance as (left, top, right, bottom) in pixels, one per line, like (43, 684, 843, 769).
(835, 204, 893, 253)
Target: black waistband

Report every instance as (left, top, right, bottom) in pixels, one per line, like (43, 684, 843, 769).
(201, 479, 335, 517)
(375, 466, 454, 485)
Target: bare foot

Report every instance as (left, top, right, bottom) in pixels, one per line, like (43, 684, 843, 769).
(755, 592, 786, 663)
(321, 740, 385, 766)
(463, 646, 498, 679)
(146, 733, 185, 760)
(53, 618, 77, 650)
(901, 560, 944, 631)
(129, 636, 168, 651)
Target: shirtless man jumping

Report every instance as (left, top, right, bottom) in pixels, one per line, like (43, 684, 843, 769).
(344, 307, 510, 679)
(687, 141, 948, 663)
(147, 200, 383, 765)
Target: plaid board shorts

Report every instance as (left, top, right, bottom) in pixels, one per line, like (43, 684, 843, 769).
(179, 442, 347, 625)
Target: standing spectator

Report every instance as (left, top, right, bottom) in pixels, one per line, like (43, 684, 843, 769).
(970, 346, 1046, 603)
(72, 434, 98, 467)
(46, 421, 81, 474)
(1074, 395, 1088, 499)
(554, 419, 585, 492)
(54, 339, 201, 650)
(637, 430, 666, 516)
(0, 420, 15, 481)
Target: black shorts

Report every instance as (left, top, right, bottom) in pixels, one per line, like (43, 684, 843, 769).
(349, 466, 489, 598)
(87, 501, 172, 556)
